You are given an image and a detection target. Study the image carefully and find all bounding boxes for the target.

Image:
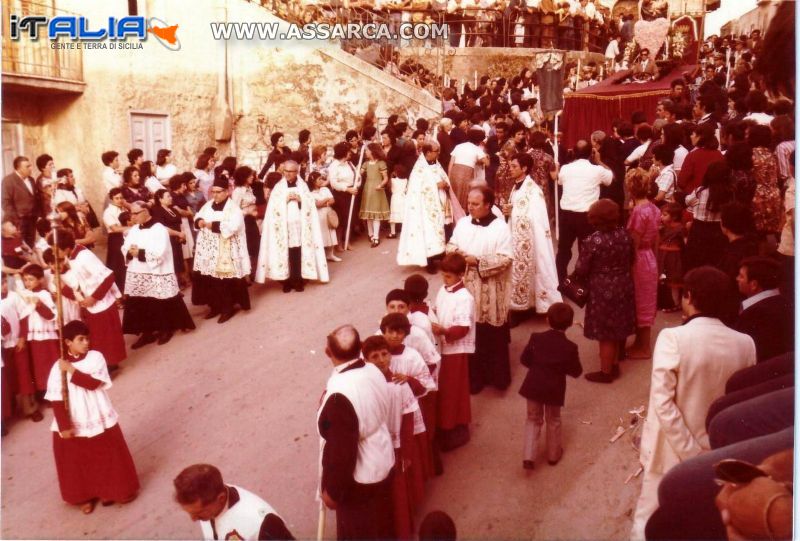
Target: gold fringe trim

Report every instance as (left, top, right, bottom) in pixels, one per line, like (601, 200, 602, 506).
(565, 89, 671, 100)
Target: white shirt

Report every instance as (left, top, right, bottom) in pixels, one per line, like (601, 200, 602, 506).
(433, 283, 476, 355)
(144, 175, 163, 195)
(655, 165, 677, 201)
(557, 159, 613, 212)
(450, 142, 486, 168)
(327, 160, 356, 192)
(156, 163, 177, 182)
(103, 204, 124, 229)
(741, 288, 781, 312)
(605, 39, 620, 60)
(744, 112, 774, 126)
(673, 145, 689, 174)
(102, 166, 122, 192)
(194, 169, 214, 198)
(625, 140, 652, 165)
(53, 185, 87, 206)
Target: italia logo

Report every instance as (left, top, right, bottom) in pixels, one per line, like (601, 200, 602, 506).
(9, 14, 180, 50)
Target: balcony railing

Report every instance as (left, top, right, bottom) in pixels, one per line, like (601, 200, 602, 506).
(2, 0, 85, 92)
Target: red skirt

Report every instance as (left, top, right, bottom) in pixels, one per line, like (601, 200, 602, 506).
(52, 423, 139, 505)
(83, 306, 127, 366)
(30, 339, 60, 392)
(437, 353, 472, 430)
(391, 454, 414, 540)
(416, 394, 436, 480)
(7, 345, 36, 395)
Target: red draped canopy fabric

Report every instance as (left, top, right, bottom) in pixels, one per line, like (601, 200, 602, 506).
(560, 65, 696, 149)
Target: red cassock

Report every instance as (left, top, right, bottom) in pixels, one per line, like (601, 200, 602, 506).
(30, 339, 59, 392)
(436, 353, 472, 430)
(52, 423, 139, 504)
(392, 412, 417, 540)
(81, 306, 126, 366)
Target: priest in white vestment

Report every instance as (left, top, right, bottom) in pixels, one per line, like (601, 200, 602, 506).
(255, 161, 328, 292)
(397, 142, 456, 273)
(192, 177, 251, 324)
(121, 202, 195, 349)
(446, 185, 513, 393)
(505, 153, 562, 316)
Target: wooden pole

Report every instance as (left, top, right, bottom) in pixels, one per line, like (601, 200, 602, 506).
(553, 112, 560, 242)
(47, 216, 70, 420)
(344, 144, 367, 250)
(317, 501, 326, 540)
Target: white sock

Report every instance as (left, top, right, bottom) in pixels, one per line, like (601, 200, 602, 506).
(372, 220, 381, 240)
(366, 220, 374, 238)
(390, 223, 396, 234)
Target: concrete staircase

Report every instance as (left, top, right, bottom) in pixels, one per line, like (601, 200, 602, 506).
(316, 45, 441, 117)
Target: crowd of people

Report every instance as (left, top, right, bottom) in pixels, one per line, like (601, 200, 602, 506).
(276, 0, 617, 51)
(0, 3, 795, 538)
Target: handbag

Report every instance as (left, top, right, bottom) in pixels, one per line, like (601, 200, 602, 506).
(558, 275, 589, 308)
(326, 207, 339, 229)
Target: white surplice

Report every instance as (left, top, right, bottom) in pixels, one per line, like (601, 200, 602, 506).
(397, 155, 448, 267)
(193, 197, 251, 280)
(446, 215, 513, 326)
(255, 179, 329, 284)
(509, 175, 562, 312)
(120, 221, 179, 299)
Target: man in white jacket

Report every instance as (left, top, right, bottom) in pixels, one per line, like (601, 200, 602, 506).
(630, 266, 757, 540)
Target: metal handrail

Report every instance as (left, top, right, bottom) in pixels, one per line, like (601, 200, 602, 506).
(2, 0, 84, 83)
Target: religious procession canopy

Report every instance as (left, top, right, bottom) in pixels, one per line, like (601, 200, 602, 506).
(561, 63, 696, 148)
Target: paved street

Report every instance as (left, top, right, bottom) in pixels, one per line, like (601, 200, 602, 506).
(1, 236, 681, 540)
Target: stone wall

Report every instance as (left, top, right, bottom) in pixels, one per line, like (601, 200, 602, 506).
(397, 47, 606, 89)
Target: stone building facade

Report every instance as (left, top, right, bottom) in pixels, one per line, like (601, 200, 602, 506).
(2, 0, 438, 210)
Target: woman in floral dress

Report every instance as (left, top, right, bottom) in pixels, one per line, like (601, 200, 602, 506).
(574, 199, 636, 384)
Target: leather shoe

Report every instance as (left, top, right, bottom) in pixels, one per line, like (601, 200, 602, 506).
(131, 333, 157, 350)
(548, 448, 564, 465)
(585, 371, 614, 383)
(204, 310, 220, 320)
(282, 282, 292, 293)
(523, 460, 535, 470)
(157, 331, 173, 345)
(218, 308, 239, 324)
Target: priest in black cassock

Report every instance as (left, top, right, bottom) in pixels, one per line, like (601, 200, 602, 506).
(446, 185, 514, 392)
(192, 177, 251, 324)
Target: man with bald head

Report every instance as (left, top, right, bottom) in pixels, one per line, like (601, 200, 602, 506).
(555, 139, 613, 281)
(120, 201, 195, 349)
(256, 160, 328, 292)
(318, 325, 395, 540)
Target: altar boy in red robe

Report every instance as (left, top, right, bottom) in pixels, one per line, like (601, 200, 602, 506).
(45, 320, 139, 514)
(431, 253, 475, 452)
